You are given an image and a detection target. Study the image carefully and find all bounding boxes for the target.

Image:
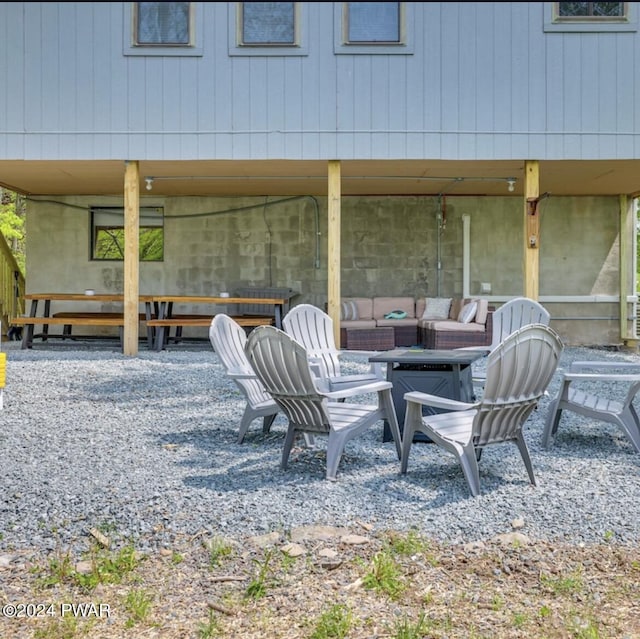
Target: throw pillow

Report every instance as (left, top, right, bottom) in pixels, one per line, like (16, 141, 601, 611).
(458, 301, 478, 324)
(340, 300, 359, 321)
(384, 310, 407, 320)
(421, 297, 452, 320)
(474, 298, 489, 325)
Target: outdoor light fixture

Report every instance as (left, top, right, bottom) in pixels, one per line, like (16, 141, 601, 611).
(145, 177, 154, 191)
(507, 178, 516, 192)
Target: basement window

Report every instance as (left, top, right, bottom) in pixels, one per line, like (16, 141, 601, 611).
(91, 207, 164, 262)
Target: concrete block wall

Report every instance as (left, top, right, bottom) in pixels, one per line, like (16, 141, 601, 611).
(25, 193, 625, 345)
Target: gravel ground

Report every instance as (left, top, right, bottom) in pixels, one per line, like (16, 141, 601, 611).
(1, 338, 639, 558)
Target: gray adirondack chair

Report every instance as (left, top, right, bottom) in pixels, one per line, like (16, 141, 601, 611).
(490, 297, 551, 348)
(401, 324, 564, 496)
(245, 325, 402, 480)
(209, 314, 280, 443)
(282, 303, 383, 392)
(459, 297, 551, 387)
(542, 360, 640, 453)
(459, 297, 551, 353)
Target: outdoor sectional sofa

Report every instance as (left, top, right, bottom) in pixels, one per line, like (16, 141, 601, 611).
(419, 297, 493, 349)
(338, 296, 493, 350)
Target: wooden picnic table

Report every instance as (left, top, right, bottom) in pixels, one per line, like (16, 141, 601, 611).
(13, 293, 156, 349)
(12, 293, 286, 351)
(148, 295, 285, 351)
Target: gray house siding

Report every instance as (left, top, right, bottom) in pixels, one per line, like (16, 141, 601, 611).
(2, 2, 640, 162)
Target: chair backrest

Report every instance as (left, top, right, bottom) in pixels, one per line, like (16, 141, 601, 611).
(490, 297, 550, 349)
(245, 325, 332, 434)
(209, 314, 274, 408)
(282, 304, 341, 378)
(474, 323, 563, 447)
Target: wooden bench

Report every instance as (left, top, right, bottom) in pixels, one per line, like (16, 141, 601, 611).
(12, 313, 273, 351)
(53, 312, 154, 345)
(146, 314, 273, 351)
(12, 313, 153, 349)
(52, 312, 149, 320)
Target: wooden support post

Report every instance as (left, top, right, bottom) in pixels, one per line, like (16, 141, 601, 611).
(619, 194, 638, 346)
(327, 161, 341, 347)
(524, 161, 540, 300)
(123, 161, 140, 356)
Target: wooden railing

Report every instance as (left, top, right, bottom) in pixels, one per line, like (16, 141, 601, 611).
(0, 233, 25, 333)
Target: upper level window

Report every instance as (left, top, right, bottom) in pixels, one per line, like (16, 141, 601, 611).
(135, 2, 191, 45)
(557, 2, 625, 18)
(241, 2, 296, 45)
(334, 2, 413, 54)
(346, 2, 400, 43)
(124, 3, 203, 56)
(229, 2, 308, 56)
(545, 2, 636, 31)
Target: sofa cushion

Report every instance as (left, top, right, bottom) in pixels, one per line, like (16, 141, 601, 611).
(424, 320, 486, 333)
(342, 297, 373, 320)
(340, 300, 359, 321)
(376, 317, 419, 327)
(373, 296, 416, 319)
(458, 301, 478, 324)
(421, 297, 452, 320)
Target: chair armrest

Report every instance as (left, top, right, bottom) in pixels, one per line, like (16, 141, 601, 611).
(228, 371, 258, 380)
(335, 351, 383, 377)
(563, 372, 640, 382)
(323, 380, 392, 400)
(404, 390, 477, 412)
(570, 360, 640, 373)
(456, 345, 491, 353)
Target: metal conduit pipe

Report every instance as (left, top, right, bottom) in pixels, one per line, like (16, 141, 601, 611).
(436, 194, 444, 297)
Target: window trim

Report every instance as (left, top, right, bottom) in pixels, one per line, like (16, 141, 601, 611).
(123, 2, 204, 57)
(228, 2, 308, 57)
(544, 2, 637, 32)
(334, 2, 414, 55)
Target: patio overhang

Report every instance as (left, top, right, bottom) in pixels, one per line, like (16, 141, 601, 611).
(2, 158, 640, 198)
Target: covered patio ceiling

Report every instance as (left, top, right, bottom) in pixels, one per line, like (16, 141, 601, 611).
(1, 159, 640, 198)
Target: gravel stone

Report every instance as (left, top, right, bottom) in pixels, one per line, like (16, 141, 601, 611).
(1, 340, 639, 558)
